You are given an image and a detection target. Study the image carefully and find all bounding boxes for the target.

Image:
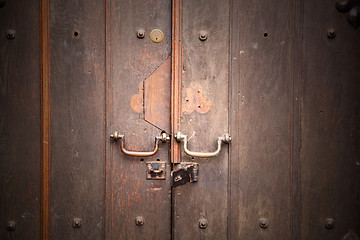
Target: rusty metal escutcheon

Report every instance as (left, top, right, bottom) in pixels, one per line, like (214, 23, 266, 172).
(110, 131, 169, 157)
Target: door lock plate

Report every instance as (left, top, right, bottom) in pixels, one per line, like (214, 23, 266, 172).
(146, 162, 166, 180)
(171, 162, 199, 187)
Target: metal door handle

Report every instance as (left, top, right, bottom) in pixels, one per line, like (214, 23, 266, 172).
(175, 132, 231, 158)
(110, 131, 170, 157)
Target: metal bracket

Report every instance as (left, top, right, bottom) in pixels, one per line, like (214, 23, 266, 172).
(171, 162, 199, 187)
(146, 161, 166, 180)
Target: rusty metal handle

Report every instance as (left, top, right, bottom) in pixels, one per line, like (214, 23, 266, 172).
(175, 132, 231, 158)
(110, 131, 170, 157)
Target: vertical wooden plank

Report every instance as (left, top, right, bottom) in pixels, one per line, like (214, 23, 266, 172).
(171, 0, 182, 164)
(229, 0, 295, 239)
(173, 0, 230, 239)
(50, 0, 105, 239)
(0, 0, 41, 239)
(106, 0, 172, 239)
(301, 0, 360, 239)
(41, 0, 51, 238)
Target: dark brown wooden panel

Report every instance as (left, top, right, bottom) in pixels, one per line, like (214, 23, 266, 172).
(301, 0, 360, 239)
(0, 0, 41, 239)
(229, 0, 296, 239)
(50, 0, 105, 239)
(106, 0, 172, 239)
(173, 0, 230, 239)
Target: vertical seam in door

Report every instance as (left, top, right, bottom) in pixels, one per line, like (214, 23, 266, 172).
(40, 0, 51, 239)
(227, 0, 233, 239)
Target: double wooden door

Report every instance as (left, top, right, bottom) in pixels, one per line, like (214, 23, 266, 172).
(1, 0, 360, 239)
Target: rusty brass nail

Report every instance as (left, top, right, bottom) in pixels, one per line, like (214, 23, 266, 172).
(137, 29, 145, 39)
(135, 216, 144, 226)
(72, 218, 81, 228)
(259, 218, 268, 229)
(327, 28, 336, 39)
(7, 221, 16, 231)
(199, 218, 208, 229)
(199, 31, 208, 41)
(325, 218, 335, 229)
(6, 29, 15, 39)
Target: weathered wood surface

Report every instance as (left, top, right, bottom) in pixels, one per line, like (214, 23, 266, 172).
(173, 0, 230, 239)
(301, 0, 360, 239)
(0, 0, 41, 239)
(50, 0, 105, 239)
(229, 0, 296, 239)
(106, 0, 172, 239)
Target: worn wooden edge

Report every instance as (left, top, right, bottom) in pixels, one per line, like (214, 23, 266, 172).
(105, 0, 112, 238)
(171, 0, 182, 164)
(40, 0, 51, 239)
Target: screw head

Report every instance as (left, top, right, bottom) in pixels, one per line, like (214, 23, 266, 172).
(259, 218, 268, 229)
(137, 29, 145, 39)
(199, 218, 208, 229)
(199, 31, 208, 41)
(325, 218, 335, 229)
(72, 218, 81, 228)
(135, 216, 144, 226)
(6, 221, 16, 231)
(6, 29, 15, 39)
(327, 28, 336, 39)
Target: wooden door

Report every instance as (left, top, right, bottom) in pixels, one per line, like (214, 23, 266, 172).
(1, 0, 359, 240)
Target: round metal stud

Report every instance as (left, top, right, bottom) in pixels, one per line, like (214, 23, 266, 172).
(6, 29, 15, 39)
(199, 218, 208, 229)
(327, 28, 336, 39)
(72, 218, 81, 228)
(325, 218, 335, 229)
(135, 216, 144, 226)
(7, 221, 16, 232)
(137, 29, 145, 39)
(199, 31, 208, 41)
(150, 29, 164, 43)
(259, 218, 268, 229)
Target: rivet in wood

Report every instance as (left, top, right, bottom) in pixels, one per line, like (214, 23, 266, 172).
(72, 218, 81, 228)
(137, 29, 145, 38)
(199, 31, 208, 41)
(259, 218, 268, 229)
(135, 216, 144, 226)
(325, 218, 335, 229)
(327, 28, 336, 39)
(6, 29, 15, 39)
(6, 220, 16, 231)
(199, 218, 208, 229)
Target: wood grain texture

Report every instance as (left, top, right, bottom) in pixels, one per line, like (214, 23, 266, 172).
(229, 0, 295, 239)
(41, 0, 51, 238)
(173, 0, 230, 239)
(301, 0, 360, 239)
(0, 0, 41, 239)
(49, 0, 105, 239)
(106, 0, 172, 239)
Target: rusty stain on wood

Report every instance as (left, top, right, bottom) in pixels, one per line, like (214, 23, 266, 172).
(171, 0, 182, 163)
(40, 0, 51, 239)
(182, 82, 211, 114)
(145, 58, 171, 133)
(130, 82, 144, 113)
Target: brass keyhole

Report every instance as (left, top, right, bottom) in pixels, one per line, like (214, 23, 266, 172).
(150, 29, 164, 43)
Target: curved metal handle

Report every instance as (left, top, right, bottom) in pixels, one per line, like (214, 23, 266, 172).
(175, 132, 231, 158)
(110, 131, 169, 157)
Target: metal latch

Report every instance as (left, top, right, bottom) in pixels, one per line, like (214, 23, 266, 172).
(146, 162, 166, 180)
(171, 162, 199, 187)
